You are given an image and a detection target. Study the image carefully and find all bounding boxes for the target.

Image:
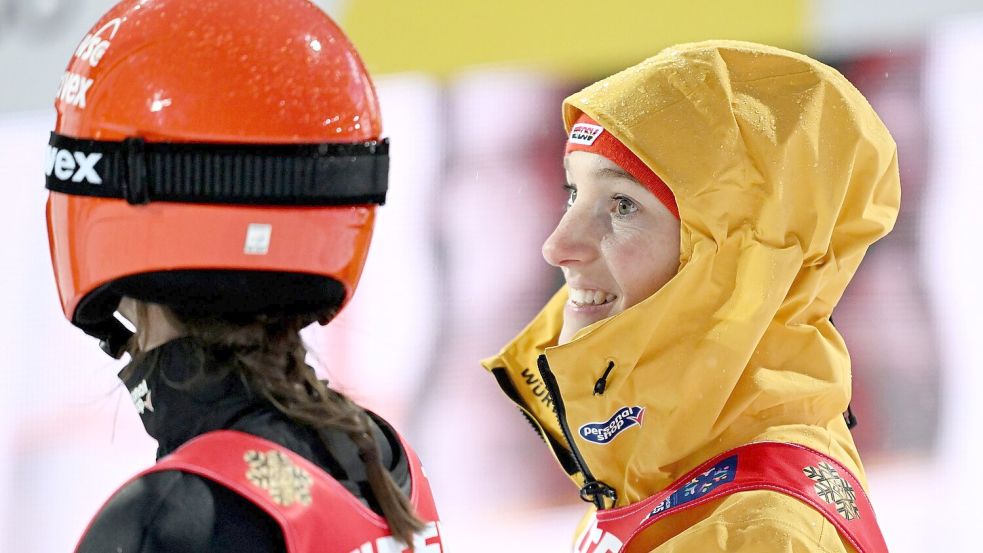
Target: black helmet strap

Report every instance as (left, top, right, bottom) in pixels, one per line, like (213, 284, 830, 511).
(44, 132, 389, 206)
(75, 318, 133, 359)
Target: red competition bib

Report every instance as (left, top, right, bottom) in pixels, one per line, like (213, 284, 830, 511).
(77, 430, 443, 553)
(573, 442, 887, 553)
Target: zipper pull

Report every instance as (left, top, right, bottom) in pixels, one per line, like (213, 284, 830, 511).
(593, 361, 615, 395)
(579, 480, 618, 509)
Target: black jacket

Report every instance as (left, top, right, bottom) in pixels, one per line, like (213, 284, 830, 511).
(76, 338, 410, 553)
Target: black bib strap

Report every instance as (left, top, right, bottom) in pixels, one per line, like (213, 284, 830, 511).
(45, 132, 389, 206)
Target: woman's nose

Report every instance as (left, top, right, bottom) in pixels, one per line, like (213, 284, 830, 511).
(542, 208, 598, 268)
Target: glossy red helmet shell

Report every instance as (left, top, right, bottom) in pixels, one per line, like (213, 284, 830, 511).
(47, 0, 385, 353)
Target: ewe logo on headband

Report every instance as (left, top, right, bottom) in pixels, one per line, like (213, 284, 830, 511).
(579, 406, 644, 445)
(569, 123, 604, 146)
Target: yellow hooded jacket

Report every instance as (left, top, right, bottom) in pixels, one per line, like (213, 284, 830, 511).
(482, 41, 899, 552)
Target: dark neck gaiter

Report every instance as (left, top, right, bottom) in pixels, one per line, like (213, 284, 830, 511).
(119, 337, 266, 458)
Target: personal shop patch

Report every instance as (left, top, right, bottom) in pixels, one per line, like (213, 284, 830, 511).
(578, 406, 645, 445)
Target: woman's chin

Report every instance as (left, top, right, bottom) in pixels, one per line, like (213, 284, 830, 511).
(559, 301, 617, 344)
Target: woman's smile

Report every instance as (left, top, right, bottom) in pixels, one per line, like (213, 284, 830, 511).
(567, 287, 617, 307)
(564, 285, 619, 333)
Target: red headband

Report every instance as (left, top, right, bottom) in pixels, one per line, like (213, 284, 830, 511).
(565, 114, 678, 219)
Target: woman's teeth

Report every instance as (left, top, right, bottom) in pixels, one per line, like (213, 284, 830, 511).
(569, 288, 616, 307)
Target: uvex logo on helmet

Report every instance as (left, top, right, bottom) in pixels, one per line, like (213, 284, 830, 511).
(44, 146, 103, 184)
(579, 406, 645, 445)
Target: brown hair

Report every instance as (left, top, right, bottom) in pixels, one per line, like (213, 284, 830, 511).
(125, 304, 424, 547)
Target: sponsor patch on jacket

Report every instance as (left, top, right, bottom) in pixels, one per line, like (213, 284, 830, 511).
(645, 454, 737, 519)
(578, 406, 644, 444)
(569, 123, 604, 146)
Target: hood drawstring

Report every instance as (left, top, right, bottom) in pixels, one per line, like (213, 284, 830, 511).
(593, 361, 616, 395)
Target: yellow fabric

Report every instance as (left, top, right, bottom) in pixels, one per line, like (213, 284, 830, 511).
(338, 1, 805, 78)
(482, 41, 898, 552)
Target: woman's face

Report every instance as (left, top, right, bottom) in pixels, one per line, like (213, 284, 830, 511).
(543, 151, 681, 345)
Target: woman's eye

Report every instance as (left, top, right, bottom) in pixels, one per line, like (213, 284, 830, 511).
(615, 197, 637, 216)
(564, 186, 577, 208)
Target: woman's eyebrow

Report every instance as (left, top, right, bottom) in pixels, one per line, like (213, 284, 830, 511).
(596, 166, 638, 182)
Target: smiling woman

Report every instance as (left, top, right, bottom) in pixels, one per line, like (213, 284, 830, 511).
(482, 40, 899, 553)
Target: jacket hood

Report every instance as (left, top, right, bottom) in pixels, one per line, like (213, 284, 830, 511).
(482, 40, 900, 507)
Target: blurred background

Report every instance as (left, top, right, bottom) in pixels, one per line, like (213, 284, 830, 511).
(1, 0, 981, 550)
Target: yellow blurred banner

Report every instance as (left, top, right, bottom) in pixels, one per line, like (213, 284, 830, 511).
(339, 0, 807, 77)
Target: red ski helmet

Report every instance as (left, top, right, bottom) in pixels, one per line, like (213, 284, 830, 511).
(45, 0, 387, 357)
